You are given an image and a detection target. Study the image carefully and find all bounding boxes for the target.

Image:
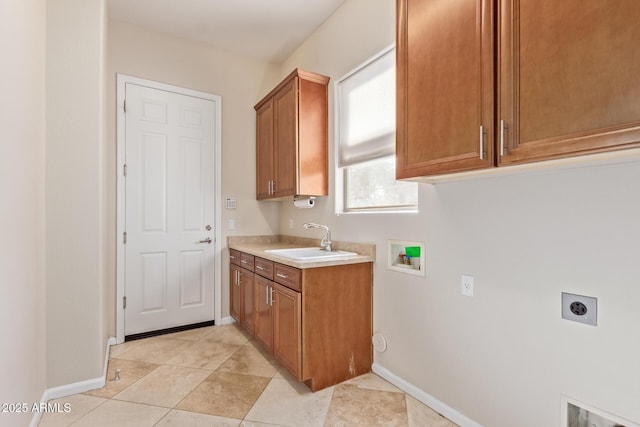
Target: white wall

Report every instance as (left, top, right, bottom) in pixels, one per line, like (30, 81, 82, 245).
(0, 0, 47, 425)
(107, 20, 282, 321)
(46, 0, 109, 387)
(278, 0, 640, 425)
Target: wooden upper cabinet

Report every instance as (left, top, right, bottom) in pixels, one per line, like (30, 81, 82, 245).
(256, 99, 274, 200)
(273, 78, 298, 198)
(398, 0, 640, 178)
(498, 0, 640, 165)
(396, 0, 495, 178)
(254, 69, 329, 200)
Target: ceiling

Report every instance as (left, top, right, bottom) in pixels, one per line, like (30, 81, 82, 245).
(108, 0, 347, 64)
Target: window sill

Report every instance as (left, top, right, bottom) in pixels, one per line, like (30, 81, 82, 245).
(336, 208, 418, 216)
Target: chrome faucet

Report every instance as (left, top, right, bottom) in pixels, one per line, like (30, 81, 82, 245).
(303, 223, 332, 251)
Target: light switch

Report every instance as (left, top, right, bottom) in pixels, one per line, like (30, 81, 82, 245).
(228, 219, 235, 230)
(225, 198, 236, 209)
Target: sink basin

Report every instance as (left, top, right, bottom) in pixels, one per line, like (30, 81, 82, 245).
(265, 247, 358, 261)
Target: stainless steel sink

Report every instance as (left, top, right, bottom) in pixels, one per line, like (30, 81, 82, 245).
(264, 247, 358, 261)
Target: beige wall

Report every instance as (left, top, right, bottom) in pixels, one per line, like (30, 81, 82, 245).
(278, 0, 640, 425)
(46, 0, 109, 387)
(8, 1, 637, 423)
(0, 0, 47, 425)
(107, 20, 282, 323)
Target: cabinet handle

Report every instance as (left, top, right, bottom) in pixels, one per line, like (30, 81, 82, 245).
(237, 271, 241, 286)
(500, 120, 507, 157)
(276, 273, 288, 279)
(230, 255, 235, 260)
(256, 265, 264, 270)
(479, 125, 485, 160)
(270, 287, 274, 306)
(241, 259, 247, 264)
(267, 181, 272, 195)
(266, 285, 269, 304)
(272, 181, 276, 193)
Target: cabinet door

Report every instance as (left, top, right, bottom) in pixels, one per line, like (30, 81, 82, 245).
(254, 275, 273, 353)
(229, 264, 241, 322)
(273, 77, 298, 197)
(499, 0, 640, 165)
(240, 269, 254, 335)
(273, 283, 301, 380)
(396, 0, 494, 178)
(256, 98, 274, 199)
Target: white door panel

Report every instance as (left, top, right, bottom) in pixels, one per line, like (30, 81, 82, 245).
(125, 83, 216, 336)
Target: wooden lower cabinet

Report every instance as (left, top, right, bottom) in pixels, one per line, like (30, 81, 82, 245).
(231, 250, 372, 391)
(229, 261, 254, 334)
(254, 274, 274, 354)
(300, 262, 372, 391)
(229, 264, 241, 322)
(240, 268, 254, 335)
(254, 273, 302, 379)
(273, 283, 301, 380)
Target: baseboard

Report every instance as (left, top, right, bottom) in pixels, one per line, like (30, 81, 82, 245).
(372, 363, 482, 427)
(30, 336, 116, 427)
(219, 316, 235, 325)
(102, 337, 117, 382)
(28, 389, 49, 427)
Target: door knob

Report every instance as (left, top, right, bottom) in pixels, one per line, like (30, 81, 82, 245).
(198, 237, 212, 244)
(205, 225, 212, 231)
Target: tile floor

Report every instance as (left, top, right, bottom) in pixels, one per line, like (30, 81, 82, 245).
(39, 324, 457, 427)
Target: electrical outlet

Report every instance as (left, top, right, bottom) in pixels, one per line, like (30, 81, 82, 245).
(227, 219, 235, 231)
(562, 293, 597, 326)
(461, 274, 474, 297)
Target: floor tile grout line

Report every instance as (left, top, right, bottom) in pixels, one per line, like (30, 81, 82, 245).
(170, 365, 222, 412)
(160, 331, 281, 423)
(105, 328, 259, 409)
(64, 395, 111, 427)
(99, 358, 163, 400)
(79, 326, 453, 426)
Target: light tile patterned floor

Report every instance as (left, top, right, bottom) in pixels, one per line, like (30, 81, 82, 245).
(39, 324, 458, 427)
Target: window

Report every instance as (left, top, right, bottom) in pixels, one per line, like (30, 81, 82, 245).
(336, 46, 418, 212)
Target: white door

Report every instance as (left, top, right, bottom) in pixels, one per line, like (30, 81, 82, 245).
(124, 83, 216, 336)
